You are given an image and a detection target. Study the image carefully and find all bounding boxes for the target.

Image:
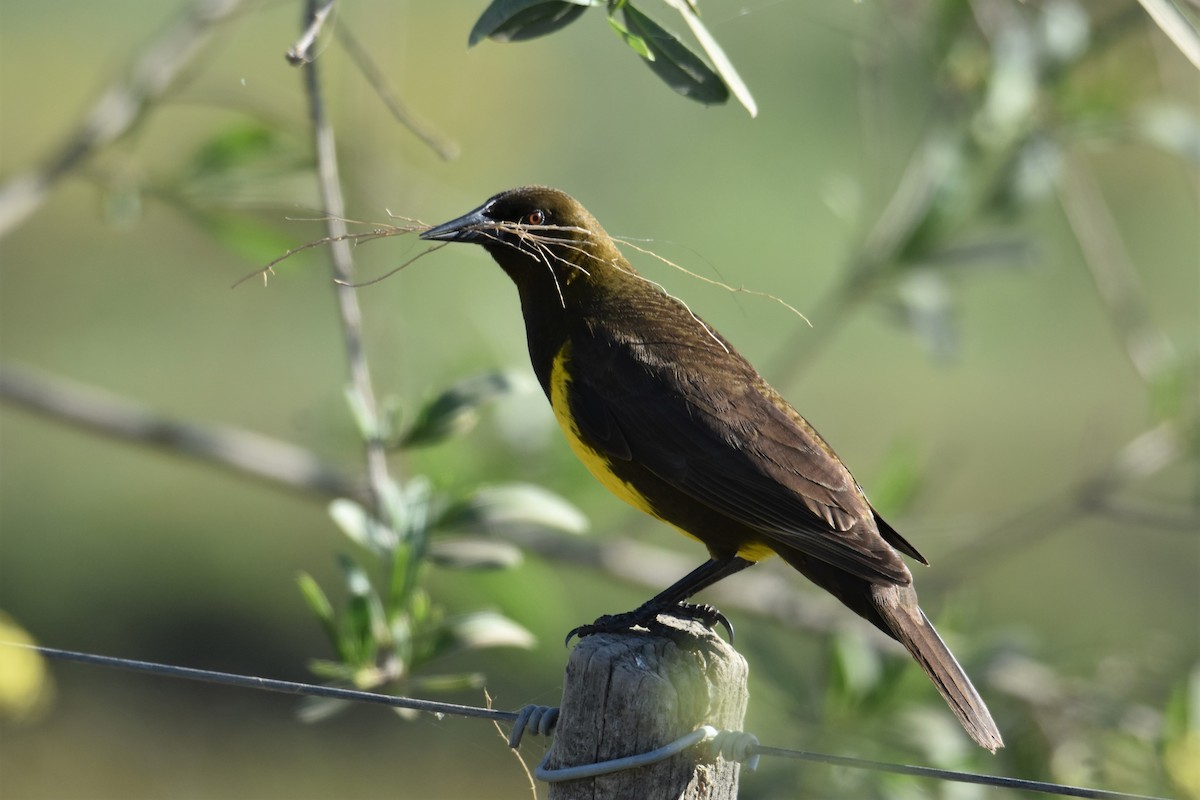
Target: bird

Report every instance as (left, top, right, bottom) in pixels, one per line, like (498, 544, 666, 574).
(420, 186, 1003, 751)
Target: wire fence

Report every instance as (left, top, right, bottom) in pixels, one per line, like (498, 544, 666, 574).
(7, 642, 1169, 800)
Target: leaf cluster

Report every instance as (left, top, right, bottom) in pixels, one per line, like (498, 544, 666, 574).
(295, 372, 587, 718)
(469, 0, 757, 115)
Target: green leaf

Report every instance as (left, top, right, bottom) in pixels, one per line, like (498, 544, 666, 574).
(1037, 0, 1089, 64)
(338, 555, 386, 663)
(297, 696, 351, 723)
(387, 539, 413, 619)
(662, 0, 756, 116)
(400, 371, 524, 448)
(439, 482, 588, 537)
(340, 602, 373, 666)
(190, 211, 301, 267)
(395, 475, 435, 541)
(180, 123, 316, 212)
(328, 498, 397, 554)
(329, 498, 375, 551)
(1163, 666, 1200, 797)
(307, 659, 355, 681)
(408, 588, 432, 628)
(621, 3, 728, 105)
(1164, 664, 1200, 740)
(428, 537, 524, 570)
(296, 572, 339, 650)
(468, 0, 594, 46)
(828, 628, 884, 705)
(387, 477, 435, 614)
(377, 476, 413, 544)
(409, 672, 486, 693)
(1136, 103, 1200, 166)
(443, 611, 536, 652)
(344, 384, 385, 443)
(188, 124, 278, 177)
(607, 11, 652, 60)
(389, 705, 422, 722)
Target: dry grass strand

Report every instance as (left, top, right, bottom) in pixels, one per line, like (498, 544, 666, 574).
(483, 689, 540, 800)
(231, 216, 422, 288)
(611, 235, 812, 328)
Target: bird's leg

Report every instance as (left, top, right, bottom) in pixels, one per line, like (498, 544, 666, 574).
(566, 556, 753, 644)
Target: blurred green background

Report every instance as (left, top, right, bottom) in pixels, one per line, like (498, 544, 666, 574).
(1, 0, 1197, 797)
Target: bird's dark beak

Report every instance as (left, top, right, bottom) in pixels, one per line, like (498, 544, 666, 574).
(420, 204, 491, 244)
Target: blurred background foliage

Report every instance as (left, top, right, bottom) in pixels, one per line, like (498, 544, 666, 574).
(1, 0, 1197, 797)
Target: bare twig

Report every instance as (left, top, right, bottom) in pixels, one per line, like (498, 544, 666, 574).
(1136, 0, 1200, 69)
(1057, 153, 1180, 386)
(335, 24, 459, 160)
(0, 358, 854, 639)
(12, 362, 1185, 666)
(0, 363, 365, 503)
(0, 357, 851, 639)
(0, 0, 244, 238)
(297, 0, 396, 514)
(767, 131, 947, 385)
(926, 421, 1194, 591)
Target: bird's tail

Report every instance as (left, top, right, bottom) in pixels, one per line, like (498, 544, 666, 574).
(872, 583, 1004, 752)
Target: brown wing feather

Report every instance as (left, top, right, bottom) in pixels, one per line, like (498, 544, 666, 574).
(567, 308, 912, 584)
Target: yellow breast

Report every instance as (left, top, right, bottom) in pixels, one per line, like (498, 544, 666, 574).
(547, 344, 776, 564)
(548, 345, 658, 517)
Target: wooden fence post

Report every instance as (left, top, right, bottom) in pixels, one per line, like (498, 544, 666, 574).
(543, 619, 750, 800)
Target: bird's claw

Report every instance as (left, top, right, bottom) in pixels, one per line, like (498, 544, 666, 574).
(674, 602, 734, 642)
(564, 611, 641, 646)
(564, 602, 734, 646)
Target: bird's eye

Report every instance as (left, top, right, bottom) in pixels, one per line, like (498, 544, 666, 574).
(526, 209, 545, 226)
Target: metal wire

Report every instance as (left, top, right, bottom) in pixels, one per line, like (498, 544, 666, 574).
(21, 643, 515, 722)
(8, 642, 1170, 800)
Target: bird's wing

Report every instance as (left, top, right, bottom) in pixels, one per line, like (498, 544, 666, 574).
(565, 334, 913, 584)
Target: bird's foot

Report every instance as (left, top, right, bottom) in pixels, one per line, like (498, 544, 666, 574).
(565, 601, 733, 645)
(563, 610, 645, 645)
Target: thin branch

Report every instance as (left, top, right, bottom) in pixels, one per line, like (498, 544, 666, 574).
(0, 0, 245, 238)
(925, 421, 1193, 591)
(766, 131, 947, 386)
(0, 360, 851, 640)
(296, 0, 396, 515)
(0, 363, 365, 503)
(0, 359, 854, 640)
(9, 363, 1187, 668)
(1057, 152, 1180, 387)
(1136, 0, 1200, 69)
(335, 24, 459, 161)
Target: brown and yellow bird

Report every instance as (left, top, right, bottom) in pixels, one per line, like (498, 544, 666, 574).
(422, 186, 1003, 751)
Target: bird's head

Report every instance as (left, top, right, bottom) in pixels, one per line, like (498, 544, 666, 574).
(421, 186, 629, 305)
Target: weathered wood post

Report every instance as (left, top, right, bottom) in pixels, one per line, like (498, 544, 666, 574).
(543, 619, 750, 800)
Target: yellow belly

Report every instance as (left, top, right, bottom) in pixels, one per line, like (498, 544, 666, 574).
(548, 345, 775, 564)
